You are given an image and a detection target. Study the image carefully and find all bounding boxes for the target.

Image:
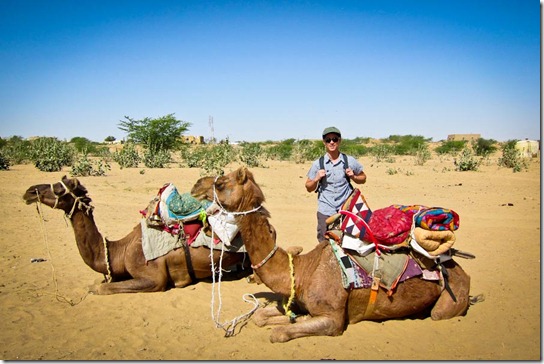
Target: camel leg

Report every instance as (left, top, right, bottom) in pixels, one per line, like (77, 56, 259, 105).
(252, 306, 311, 327)
(269, 314, 344, 343)
(430, 260, 471, 320)
(90, 277, 167, 295)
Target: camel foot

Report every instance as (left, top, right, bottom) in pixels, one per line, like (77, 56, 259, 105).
(270, 327, 291, 343)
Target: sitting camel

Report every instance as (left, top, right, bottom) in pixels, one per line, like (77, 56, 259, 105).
(23, 176, 248, 295)
(192, 167, 472, 343)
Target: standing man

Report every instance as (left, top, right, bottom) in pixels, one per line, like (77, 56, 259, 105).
(305, 127, 367, 243)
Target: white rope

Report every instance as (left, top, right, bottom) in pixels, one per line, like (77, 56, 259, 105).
(209, 175, 261, 337)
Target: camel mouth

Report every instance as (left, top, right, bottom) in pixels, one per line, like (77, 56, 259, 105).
(22, 189, 39, 205)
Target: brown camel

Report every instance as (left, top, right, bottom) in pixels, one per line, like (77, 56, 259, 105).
(193, 167, 472, 343)
(23, 175, 248, 295)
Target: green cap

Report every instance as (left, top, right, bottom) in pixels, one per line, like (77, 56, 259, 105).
(322, 126, 341, 138)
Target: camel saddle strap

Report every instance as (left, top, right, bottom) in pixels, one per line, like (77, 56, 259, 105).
(182, 241, 196, 283)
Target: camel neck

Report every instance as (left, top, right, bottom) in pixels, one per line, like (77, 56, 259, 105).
(70, 210, 109, 275)
(238, 213, 292, 296)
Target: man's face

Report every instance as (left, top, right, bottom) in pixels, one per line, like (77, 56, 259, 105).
(323, 133, 341, 152)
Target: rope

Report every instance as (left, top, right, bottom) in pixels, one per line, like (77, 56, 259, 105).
(208, 175, 263, 336)
(35, 189, 88, 306)
(102, 237, 112, 283)
(282, 253, 296, 321)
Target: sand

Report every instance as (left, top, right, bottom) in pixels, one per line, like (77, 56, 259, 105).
(0, 153, 540, 360)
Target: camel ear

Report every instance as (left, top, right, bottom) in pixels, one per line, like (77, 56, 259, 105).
(236, 167, 249, 185)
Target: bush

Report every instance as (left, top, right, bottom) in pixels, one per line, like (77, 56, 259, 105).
(414, 144, 431, 166)
(0, 150, 10, 170)
(239, 142, 265, 167)
(29, 137, 75, 172)
(454, 146, 480, 171)
(71, 153, 111, 176)
(472, 138, 497, 157)
(143, 149, 171, 168)
(112, 143, 140, 168)
(435, 140, 467, 155)
(370, 144, 396, 163)
(498, 140, 527, 172)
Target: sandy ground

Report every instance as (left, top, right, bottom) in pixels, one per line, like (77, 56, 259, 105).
(0, 153, 540, 360)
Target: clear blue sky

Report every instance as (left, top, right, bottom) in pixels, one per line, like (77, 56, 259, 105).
(0, 0, 540, 143)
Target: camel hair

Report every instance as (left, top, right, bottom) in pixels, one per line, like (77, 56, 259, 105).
(23, 175, 248, 295)
(192, 167, 472, 343)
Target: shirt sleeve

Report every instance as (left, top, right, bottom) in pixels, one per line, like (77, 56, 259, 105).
(307, 159, 320, 179)
(347, 155, 363, 174)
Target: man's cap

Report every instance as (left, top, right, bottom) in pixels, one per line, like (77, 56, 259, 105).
(322, 126, 341, 138)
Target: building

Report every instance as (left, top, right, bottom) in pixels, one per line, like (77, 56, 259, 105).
(447, 134, 481, 142)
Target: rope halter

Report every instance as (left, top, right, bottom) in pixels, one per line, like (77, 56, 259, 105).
(50, 179, 93, 218)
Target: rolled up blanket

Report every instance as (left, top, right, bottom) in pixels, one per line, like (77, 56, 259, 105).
(414, 207, 460, 231)
(413, 227, 456, 256)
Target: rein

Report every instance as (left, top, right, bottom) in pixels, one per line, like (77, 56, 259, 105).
(48, 180, 111, 283)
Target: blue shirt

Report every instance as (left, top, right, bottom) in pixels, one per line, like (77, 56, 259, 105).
(307, 154, 363, 216)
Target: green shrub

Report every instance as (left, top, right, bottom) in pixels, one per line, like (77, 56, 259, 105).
(71, 153, 111, 176)
(435, 140, 466, 155)
(498, 140, 527, 172)
(143, 149, 171, 168)
(414, 144, 431, 166)
(472, 138, 497, 157)
(239, 142, 265, 167)
(0, 150, 10, 170)
(112, 143, 140, 168)
(30, 137, 75, 172)
(370, 144, 396, 163)
(0, 136, 31, 164)
(454, 146, 480, 171)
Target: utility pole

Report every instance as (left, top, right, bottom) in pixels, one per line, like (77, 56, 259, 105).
(209, 116, 215, 144)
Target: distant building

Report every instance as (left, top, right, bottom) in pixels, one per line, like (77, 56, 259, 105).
(181, 135, 205, 144)
(447, 134, 481, 142)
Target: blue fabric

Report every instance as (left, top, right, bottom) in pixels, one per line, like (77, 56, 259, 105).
(307, 154, 363, 216)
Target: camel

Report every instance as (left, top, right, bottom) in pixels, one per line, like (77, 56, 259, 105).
(193, 167, 472, 343)
(23, 175, 248, 295)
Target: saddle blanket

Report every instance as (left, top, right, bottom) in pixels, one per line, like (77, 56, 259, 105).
(329, 240, 440, 292)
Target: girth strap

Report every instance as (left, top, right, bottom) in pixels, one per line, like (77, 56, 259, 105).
(182, 241, 197, 283)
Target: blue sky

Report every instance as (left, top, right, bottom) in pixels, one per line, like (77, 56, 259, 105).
(0, 0, 540, 143)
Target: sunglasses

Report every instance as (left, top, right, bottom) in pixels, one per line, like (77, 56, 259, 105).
(324, 137, 339, 143)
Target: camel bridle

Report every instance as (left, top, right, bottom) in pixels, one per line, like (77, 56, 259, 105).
(211, 176, 278, 269)
(49, 179, 93, 219)
(41, 180, 112, 283)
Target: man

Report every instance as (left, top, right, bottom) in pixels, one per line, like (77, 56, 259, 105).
(305, 126, 367, 242)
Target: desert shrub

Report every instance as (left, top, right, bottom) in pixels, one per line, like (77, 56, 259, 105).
(1, 136, 32, 164)
(454, 146, 480, 171)
(239, 142, 265, 167)
(200, 142, 237, 176)
(435, 140, 466, 155)
(0, 150, 10, 170)
(179, 145, 204, 168)
(498, 140, 527, 172)
(472, 138, 497, 157)
(266, 139, 295, 161)
(112, 143, 140, 168)
(70, 137, 99, 154)
(181, 143, 237, 176)
(71, 153, 111, 176)
(370, 144, 396, 163)
(143, 149, 171, 168)
(291, 139, 320, 164)
(384, 135, 430, 155)
(29, 137, 75, 172)
(414, 144, 431, 165)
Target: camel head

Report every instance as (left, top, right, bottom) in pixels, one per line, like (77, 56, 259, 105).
(23, 175, 93, 216)
(212, 167, 266, 213)
(190, 176, 215, 201)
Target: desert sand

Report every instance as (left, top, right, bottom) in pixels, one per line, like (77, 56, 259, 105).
(0, 153, 540, 360)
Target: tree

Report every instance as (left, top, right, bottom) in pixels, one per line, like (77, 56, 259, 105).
(118, 113, 191, 152)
